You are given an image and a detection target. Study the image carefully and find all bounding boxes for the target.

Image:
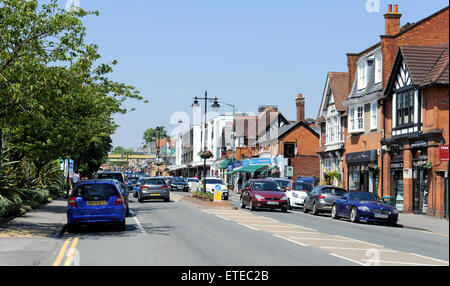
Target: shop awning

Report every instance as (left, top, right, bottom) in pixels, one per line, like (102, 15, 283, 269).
(219, 159, 232, 169)
(232, 164, 268, 173)
(261, 165, 278, 175)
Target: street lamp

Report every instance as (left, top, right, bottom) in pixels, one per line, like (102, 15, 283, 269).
(193, 91, 222, 193)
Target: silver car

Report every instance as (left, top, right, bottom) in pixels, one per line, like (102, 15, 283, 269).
(138, 178, 170, 203)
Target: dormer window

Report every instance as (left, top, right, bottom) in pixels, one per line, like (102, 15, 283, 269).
(357, 61, 368, 90)
(375, 53, 382, 84)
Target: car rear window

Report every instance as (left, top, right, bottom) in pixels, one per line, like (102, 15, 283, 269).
(188, 179, 199, 182)
(292, 182, 313, 191)
(74, 184, 118, 200)
(275, 180, 291, 189)
(322, 188, 347, 196)
(205, 179, 223, 184)
(144, 179, 166, 185)
(97, 173, 124, 182)
(128, 178, 139, 183)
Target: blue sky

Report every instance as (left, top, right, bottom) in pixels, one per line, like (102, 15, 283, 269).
(56, 0, 448, 149)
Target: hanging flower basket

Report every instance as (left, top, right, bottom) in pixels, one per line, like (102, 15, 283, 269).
(198, 150, 214, 159)
(416, 160, 432, 170)
(367, 164, 380, 173)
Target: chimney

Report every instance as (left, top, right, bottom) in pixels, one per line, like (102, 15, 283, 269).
(296, 93, 305, 122)
(384, 4, 402, 36)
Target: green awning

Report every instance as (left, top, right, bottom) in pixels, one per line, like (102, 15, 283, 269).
(261, 165, 278, 174)
(233, 164, 268, 173)
(219, 160, 232, 169)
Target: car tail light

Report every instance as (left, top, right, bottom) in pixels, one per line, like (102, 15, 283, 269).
(141, 186, 148, 189)
(69, 197, 78, 208)
(162, 185, 168, 189)
(318, 194, 325, 199)
(115, 196, 124, 205)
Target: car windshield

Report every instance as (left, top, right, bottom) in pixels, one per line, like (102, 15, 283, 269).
(252, 181, 282, 192)
(322, 188, 347, 196)
(351, 192, 378, 201)
(188, 179, 199, 182)
(205, 179, 224, 185)
(292, 182, 313, 191)
(74, 184, 118, 200)
(144, 179, 166, 185)
(275, 180, 291, 189)
(172, 178, 186, 183)
(97, 173, 124, 182)
(128, 178, 138, 183)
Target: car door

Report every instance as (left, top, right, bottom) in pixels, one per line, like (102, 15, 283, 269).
(339, 193, 352, 217)
(305, 187, 317, 209)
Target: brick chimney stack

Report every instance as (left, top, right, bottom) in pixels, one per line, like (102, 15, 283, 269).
(296, 93, 305, 122)
(384, 4, 402, 36)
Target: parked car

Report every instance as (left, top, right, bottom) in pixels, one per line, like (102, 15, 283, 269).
(66, 179, 127, 233)
(94, 172, 129, 216)
(303, 185, 347, 215)
(240, 179, 288, 212)
(286, 181, 314, 210)
(138, 177, 170, 203)
(187, 178, 199, 192)
(170, 177, 189, 192)
(296, 176, 316, 187)
(198, 177, 229, 200)
(332, 191, 399, 225)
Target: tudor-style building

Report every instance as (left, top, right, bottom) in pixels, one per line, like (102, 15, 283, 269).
(381, 43, 449, 217)
(317, 72, 349, 186)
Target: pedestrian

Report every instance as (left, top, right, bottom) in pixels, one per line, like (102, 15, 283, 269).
(72, 172, 80, 188)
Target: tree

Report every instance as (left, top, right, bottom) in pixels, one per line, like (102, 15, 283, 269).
(142, 126, 169, 149)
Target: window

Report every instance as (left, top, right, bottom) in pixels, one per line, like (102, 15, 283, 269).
(357, 61, 368, 90)
(375, 53, 382, 83)
(349, 107, 355, 132)
(350, 105, 365, 132)
(396, 90, 415, 126)
(370, 101, 377, 130)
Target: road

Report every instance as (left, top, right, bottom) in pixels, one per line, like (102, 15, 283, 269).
(47, 191, 448, 267)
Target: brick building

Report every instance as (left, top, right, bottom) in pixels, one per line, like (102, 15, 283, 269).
(381, 43, 449, 217)
(340, 4, 449, 207)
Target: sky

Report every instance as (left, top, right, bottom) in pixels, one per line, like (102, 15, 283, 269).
(55, 0, 448, 150)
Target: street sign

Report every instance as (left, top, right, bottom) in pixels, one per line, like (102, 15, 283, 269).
(439, 145, 449, 161)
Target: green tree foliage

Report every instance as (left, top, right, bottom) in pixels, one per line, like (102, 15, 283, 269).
(142, 126, 169, 148)
(0, 0, 146, 197)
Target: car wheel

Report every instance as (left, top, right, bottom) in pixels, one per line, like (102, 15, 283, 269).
(240, 197, 246, 209)
(287, 199, 292, 210)
(312, 202, 319, 215)
(303, 201, 309, 213)
(281, 206, 288, 213)
(350, 207, 360, 223)
(249, 199, 255, 211)
(125, 206, 130, 217)
(331, 204, 339, 220)
(116, 221, 126, 232)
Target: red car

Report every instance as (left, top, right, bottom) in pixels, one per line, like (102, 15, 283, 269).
(240, 179, 288, 212)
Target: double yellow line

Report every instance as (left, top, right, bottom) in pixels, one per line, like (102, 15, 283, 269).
(53, 237, 79, 266)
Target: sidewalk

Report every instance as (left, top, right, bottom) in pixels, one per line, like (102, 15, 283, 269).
(0, 197, 67, 238)
(398, 213, 449, 235)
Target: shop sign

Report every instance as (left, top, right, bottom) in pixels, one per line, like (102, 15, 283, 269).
(403, 168, 413, 179)
(346, 150, 378, 164)
(390, 161, 404, 170)
(251, 158, 272, 165)
(439, 145, 449, 162)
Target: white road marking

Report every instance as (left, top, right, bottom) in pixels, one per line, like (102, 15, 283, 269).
(333, 235, 383, 248)
(238, 223, 260, 231)
(410, 253, 449, 264)
(130, 210, 146, 234)
(329, 253, 367, 266)
(320, 247, 398, 252)
(273, 235, 308, 247)
(290, 237, 350, 241)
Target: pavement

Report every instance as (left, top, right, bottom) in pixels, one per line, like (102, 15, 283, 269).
(0, 193, 448, 239)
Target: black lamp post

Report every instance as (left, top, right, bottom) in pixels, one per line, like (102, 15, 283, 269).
(192, 91, 220, 193)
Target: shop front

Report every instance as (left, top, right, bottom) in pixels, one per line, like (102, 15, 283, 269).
(346, 150, 379, 194)
(411, 145, 429, 214)
(389, 151, 404, 212)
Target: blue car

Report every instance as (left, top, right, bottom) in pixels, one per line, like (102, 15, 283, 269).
(67, 179, 127, 233)
(296, 176, 316, 186)
(332, 191, 399, 225)
(133, 177, 148, 197)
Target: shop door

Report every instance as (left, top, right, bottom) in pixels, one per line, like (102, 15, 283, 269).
(413, 169, 428, 214)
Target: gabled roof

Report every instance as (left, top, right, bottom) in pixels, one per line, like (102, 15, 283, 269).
(317, 72, 349, 122)
(384, 43, 449, 96)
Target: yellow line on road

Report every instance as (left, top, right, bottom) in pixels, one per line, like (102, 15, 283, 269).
(52, 238, 72, 266)
(63, 237, 79, 266)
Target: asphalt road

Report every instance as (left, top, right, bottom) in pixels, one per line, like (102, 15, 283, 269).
(47, 191, 448, 266)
